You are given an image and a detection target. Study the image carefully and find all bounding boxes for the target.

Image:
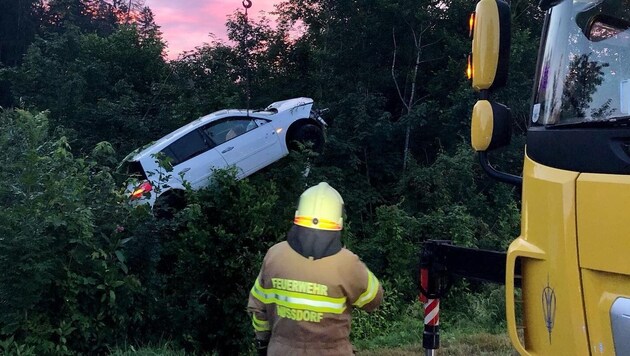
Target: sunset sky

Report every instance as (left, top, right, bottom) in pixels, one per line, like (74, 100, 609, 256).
(144, 0, 278, 59)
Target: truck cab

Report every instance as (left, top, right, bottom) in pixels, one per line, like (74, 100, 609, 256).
(469, 0, 630, 354)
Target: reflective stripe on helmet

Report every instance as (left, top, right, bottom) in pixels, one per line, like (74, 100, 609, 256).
(251, 278, 347, 314)
(252, 314, 270, 331)
(353, 270, 380, 308)
(294, 182, 344, 231)
(294, 216, 342, 231)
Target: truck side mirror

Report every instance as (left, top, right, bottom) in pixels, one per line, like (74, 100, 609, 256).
(468, 0, 511, 91)
(471, 100, 521, 186)
(471, 100, 511, 152)
(468, 0, 521, 187)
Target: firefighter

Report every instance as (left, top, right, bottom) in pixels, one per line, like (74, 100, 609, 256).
(248, 182, 384, 356)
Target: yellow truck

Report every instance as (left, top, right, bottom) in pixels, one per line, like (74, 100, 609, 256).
(421, 0, 630, 354)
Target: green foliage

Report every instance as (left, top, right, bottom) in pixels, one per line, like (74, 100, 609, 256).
(138, 170, 283, 354)
(313, 91, 397, 228)
(347, 204, 420, 299)
(442, 284, 508, 334)
(0, 109, 519, 354)
(351, 281, 407, 342)
(6, 25, 167, 155)
(353, 301, 425, 350)
(401, 145, 520, 250)
(0, 109, 152, 353)
(109, 342, 187, 356)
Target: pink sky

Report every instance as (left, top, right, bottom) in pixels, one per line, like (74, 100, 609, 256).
(144, 0, 279, 59)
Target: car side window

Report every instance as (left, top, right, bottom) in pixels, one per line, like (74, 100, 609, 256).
(203, 118, 256, 145)
(161, 129, 210, 166)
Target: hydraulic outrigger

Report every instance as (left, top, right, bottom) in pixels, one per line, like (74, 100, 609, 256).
(418, 241, 522, 355)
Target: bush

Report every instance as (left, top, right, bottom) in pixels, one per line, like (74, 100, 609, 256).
(346, 204, 421, 300)
(351, 281, 406, 342)
(139, 169, 285, 354)
(441, 283, 507, 334)
(0, 109, 152, 353)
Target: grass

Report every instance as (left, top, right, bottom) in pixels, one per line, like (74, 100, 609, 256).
(356, 332, 514, 356)
(112, 292, 515, 355)
(109, 343, 187, 356)
(352, 292, 515, 356)
(112, 331, 514, 356)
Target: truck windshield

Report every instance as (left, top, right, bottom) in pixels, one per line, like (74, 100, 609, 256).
(532, 0, 630, 126)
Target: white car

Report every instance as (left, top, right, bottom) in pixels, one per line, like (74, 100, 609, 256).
(121, 97, 326, 211)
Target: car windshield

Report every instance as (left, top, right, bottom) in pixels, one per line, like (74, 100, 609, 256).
(532, 0, 630, 126)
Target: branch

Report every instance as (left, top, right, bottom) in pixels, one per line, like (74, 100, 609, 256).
(417, 56, 445, 64)
(412, 94, 430, 108)
(419, 39, 441, 50)
(391, 26, 410, 112)
(408, 27, 425, 110)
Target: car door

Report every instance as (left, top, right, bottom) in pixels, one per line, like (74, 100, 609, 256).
(160, 128, 228, 189)
(202, 117, 283, 179)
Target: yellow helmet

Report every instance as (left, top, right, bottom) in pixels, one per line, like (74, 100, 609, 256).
(294, 182, 344, 231)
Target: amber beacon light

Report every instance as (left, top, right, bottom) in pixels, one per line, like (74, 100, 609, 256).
(466, 12, 475, 80)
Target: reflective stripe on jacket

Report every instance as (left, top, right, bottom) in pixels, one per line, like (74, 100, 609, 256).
(247, 241, 383, 356)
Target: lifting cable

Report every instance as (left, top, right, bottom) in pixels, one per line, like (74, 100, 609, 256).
(242, 0, 253, 117)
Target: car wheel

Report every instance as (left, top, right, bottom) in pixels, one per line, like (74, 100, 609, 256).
(291, 124, 324, 153)
(153, 190, 187, 219)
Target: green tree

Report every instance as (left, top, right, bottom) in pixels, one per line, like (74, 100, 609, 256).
(0, 109, 151, 353)
(145, 171, 284, 353)
(7, 25, 167, 154)
(42, 0, 118, 36)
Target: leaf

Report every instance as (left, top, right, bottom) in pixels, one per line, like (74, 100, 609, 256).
(112, 280, 125, 288)
(114, 250, 125, 263)
(120, 237, 132, 245)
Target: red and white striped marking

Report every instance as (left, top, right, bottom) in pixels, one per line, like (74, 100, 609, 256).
(424, 298, 440, 326)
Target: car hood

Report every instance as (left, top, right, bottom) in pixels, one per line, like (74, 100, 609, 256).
(265, 97, 313, 112)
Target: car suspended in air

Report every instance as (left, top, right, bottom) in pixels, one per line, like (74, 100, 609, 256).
(120, 97, 327, 213)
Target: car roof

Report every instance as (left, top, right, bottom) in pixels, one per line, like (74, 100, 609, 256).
(128, 97, 313, 161)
